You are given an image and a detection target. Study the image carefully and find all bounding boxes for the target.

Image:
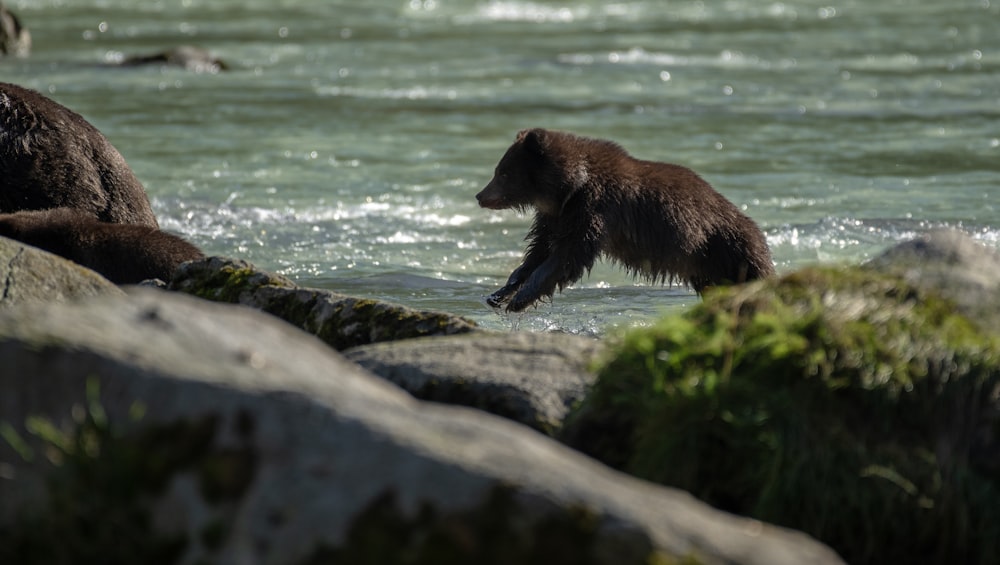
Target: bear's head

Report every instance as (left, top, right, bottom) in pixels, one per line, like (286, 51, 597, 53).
(476, 128, 576, 216)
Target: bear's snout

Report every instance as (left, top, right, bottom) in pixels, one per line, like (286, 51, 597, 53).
(475, 181, 506, 210)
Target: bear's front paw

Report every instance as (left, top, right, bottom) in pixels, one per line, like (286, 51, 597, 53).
(485, 292, 509, 309)
(486, 284, 519, 309)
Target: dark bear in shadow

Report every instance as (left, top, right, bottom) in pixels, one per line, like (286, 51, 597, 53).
(0, 208, 204, 284)
(477, 128, 775, 312)
(0, 82, 159, 227)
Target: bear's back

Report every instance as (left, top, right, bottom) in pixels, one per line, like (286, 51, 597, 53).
(0, 208, 202, 284)
(0, 82, 159, 227)
(589, 155, 774, 290)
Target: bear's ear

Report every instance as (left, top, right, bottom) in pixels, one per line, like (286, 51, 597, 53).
(517, 128, 546, 155)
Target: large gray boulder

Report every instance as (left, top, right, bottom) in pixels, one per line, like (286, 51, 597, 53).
(0, 289, 842, 564)
(345, 332, 602, 435)
(0, 235, 124, 307)
(169, 256, 479, 349)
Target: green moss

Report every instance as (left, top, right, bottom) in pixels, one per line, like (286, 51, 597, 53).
(562, 266, 1000, 565)
(343, 299, 476, 344)
(171, 258, 477, 349)
(300, 485, 682, 565)
(310, 296, 476, 350)
(261, 290, 321, 330)
(176, 261, 292, 304)
(189, 265, 257, 302)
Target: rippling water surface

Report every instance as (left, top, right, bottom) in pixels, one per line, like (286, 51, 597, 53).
(4, 0, 998, 333)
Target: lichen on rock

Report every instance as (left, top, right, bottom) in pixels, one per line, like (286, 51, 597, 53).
(169, 256, 478, 349)
(169, 256, 295, 303)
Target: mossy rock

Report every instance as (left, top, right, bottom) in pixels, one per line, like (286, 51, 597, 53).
(561, 266, 1000, 565)
(169, 257, 478, 349)
(169, 256, 296, 303)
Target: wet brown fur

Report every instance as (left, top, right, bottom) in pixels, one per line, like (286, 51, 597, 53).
(476, 128, 775, 312)
(0, 82, 159, 227)
(0, 208, 203, 284)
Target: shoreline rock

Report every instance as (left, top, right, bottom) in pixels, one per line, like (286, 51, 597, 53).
(168, 256, 479, 350)
(345, 331, 603, 435)
(0, 235, 124, 307)
(3, 226, 997, 564)
(0, 289, 841, 564)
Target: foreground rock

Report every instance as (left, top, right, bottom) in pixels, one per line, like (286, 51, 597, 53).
(0, 235, 124, 307)
(562, 236, 1000, 565)
(169, 256, 478, 350)
(0, 289, 841, 564)
(346, 332, 603, 435)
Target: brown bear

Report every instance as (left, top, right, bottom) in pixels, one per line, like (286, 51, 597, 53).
(476, 128, 774, 312)
(0, 82, 159, 227)
(0, 207, 204, 284)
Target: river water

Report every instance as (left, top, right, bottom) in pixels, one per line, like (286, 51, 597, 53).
(3, 0, 998, 334)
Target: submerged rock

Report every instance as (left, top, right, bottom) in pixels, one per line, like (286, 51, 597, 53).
(0, 235, 124, 308)
(0, 4, 30, 58)
(118, 45, 228, 73)
(0, 289, 842, 564)
(346, 332, 603, 435)
(169, 256, 479, 349)
(562, 258, 1000, 565)
(867, 228, 1000, 330)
